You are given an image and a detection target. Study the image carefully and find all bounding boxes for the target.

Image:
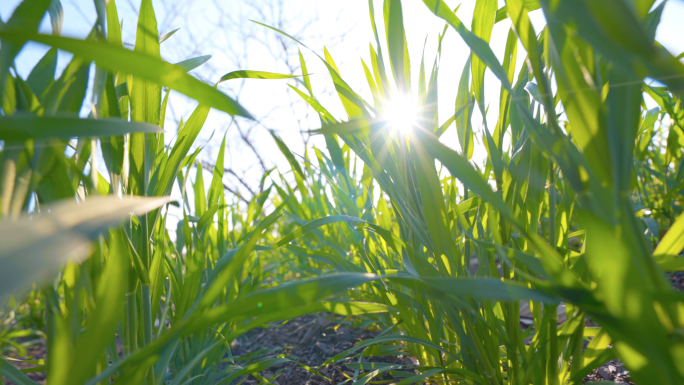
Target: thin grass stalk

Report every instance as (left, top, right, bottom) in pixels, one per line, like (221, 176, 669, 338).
(9, 168, 31, 220)
(502, 254, 519, 383)
(140, 216, 154, 383)
(126, 274, 138, 355)
(141, 284, 154, 384)
(569, 309, 585, 380)
(44, 289, 57, 377)
(463, 187, 471, 274)
(462, 310, 501, 385)
(90, 138, 98, 191)
(545, 305, 559, 385)
(0, 148, 18, 218)
(494, 171, 520, 385)
(547, 161, 559, 385)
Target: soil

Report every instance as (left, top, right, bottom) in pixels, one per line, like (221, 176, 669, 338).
(3, 344, 47, 384)
(668, 271, 684, 291)
(230, 313, 413, 384)
(583, 359, 634, 384)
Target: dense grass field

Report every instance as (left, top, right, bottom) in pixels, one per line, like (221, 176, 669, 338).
(2, 0, 684, 384)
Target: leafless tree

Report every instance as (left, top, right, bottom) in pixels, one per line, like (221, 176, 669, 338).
(60, 0, 357, 205)
(153, 0, 355, 202)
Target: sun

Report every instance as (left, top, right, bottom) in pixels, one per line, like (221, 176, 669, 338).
(384, 94, 418, 132)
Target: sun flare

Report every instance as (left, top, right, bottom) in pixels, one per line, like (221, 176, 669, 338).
(385, 94, 418, 132)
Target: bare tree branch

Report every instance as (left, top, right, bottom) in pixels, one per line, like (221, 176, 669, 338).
(153, 0, 354, 203)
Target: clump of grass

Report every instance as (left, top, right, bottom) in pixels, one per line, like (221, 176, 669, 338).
(255, 0, 684, 383)
(0, 0, 384, 384)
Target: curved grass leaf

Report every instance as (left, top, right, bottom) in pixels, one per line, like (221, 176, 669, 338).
(654, 211, 684, 263)
(384, 0, 408, 92)
(0, 30, 252, 118)
(159, 28, 180, 43)
(320, 333, 454, 367)
(0, 115, 162, 140)
(387, 276, 560, 304)
(191, 273, 378, 333)
(174, 55, 211, 72)
(0, 358, 38, 385)
(168, 340, 222, 385)
(153, 103, 211, 197)
(0, 196, 172, 301)
(219, 70, 305, 83)
(272, 215, 368, 248)
(227, 301, 388, 340)
(26, 47, 58, 97)
(0, 0, 51, 108)
(455, 56, 474, 159)
(270, 131, 305, 178)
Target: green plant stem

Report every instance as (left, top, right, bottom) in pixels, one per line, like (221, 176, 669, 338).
(463, 311, 501, 385)
(463, 187, 471, 274)
(126, 276, 138, 355)
(142, 284, 155, 384)
(503, 255, 519, 385)
(546, 304, 559, 385)
(548, 163, 557, 249)
(43, 288, 58, 376)
(547, 161, 559, 385)
(495, 175, 519, 385)
(570, 311, 586, 379)
(0, 147, 19, 218)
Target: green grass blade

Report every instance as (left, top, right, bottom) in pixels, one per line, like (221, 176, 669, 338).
(174, 55, 211, 72)
(0, 30, 252, 118)
(26, 47, 57, 97)
(159, 28, 180, 44)
(64, 230, 129, 385)
(0, 357, 39, 385)
(219, 70, 304, 82)
(0, 0, 50, 107)
(0, 115, 162, 140)
(384, 0, 408, 92)
(0, 196, 172, 301)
